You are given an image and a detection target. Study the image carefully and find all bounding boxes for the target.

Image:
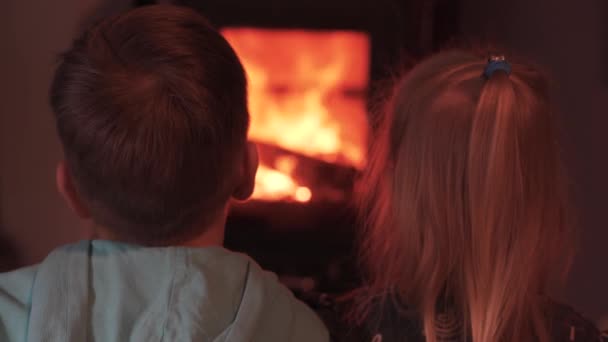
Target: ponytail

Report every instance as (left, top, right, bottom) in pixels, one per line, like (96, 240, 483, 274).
(467, 70, 548, 341)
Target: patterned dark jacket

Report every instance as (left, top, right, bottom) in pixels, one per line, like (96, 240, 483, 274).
(301, 292, 607, 342)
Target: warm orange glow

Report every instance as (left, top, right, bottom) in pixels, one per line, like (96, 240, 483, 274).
(252, 165, 311, 202)
(295, 187, 312, 203)
(223, 28, 370, 201)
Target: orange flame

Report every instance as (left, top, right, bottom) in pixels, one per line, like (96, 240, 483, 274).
(252, 165, 312, 203)
(222, 28, 370, 202)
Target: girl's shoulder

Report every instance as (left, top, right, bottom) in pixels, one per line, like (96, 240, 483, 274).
(300, 290, 606, 342)
(545, 300, 607, 342)
(298, 289, 424, 342)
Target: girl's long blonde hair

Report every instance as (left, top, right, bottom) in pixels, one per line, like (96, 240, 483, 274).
(357, 50, 574, 341)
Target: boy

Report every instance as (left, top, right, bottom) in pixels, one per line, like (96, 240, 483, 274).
(0, 5, 329, 341)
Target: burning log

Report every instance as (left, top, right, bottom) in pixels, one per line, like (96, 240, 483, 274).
(252, 142, 358, 203)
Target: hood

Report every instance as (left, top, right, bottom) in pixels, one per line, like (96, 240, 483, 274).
(26, 240, 328, 342)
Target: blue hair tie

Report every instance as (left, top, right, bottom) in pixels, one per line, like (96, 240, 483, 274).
(484, 55, 511, 78)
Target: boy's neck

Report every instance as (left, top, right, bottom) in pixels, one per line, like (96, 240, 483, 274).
(180, 218, 226, 248)
(93, 210, 228, 248)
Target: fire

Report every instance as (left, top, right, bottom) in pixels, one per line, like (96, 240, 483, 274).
(252, 165, 312, 203)
(222, 28, 370, 202)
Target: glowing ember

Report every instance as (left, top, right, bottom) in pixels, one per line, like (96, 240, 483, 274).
(295, 187, 312, 203)
(223, 28, 370, 202)
(253, 165, 312, 203)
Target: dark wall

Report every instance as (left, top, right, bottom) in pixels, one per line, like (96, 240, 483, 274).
(0, 0, 130, 267)
(460, 0, 608, 321)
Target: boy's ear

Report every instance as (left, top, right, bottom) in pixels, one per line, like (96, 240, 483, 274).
(56, 161, 91, 219)
(232, 142, 258, 201)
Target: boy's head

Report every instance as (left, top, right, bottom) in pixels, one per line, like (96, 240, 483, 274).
(50, 5, 257, 245)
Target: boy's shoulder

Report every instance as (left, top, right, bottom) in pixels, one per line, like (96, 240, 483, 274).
(0, 264, 38, 292)
(214, 250, 330, 342)
(0, 264, 38, 307)
(85, 241, 330, 341)
(0, 265, 39, 341)
(0, 242, 329, 341)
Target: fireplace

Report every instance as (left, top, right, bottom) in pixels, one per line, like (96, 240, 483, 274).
(223, 27, 371, 293)
(137, 0, 461, 294)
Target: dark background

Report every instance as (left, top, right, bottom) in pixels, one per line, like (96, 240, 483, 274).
(1, 0, 606, 322)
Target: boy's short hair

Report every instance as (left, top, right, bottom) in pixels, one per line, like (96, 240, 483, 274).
(50, 5, 249, 244)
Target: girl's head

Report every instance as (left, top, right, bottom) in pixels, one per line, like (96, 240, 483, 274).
(358, 49, 574, 341)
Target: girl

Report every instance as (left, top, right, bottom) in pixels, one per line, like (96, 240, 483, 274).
(347, 49, 604, 341)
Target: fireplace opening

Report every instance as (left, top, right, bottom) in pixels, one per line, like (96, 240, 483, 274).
(222, 28, 370, 204)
